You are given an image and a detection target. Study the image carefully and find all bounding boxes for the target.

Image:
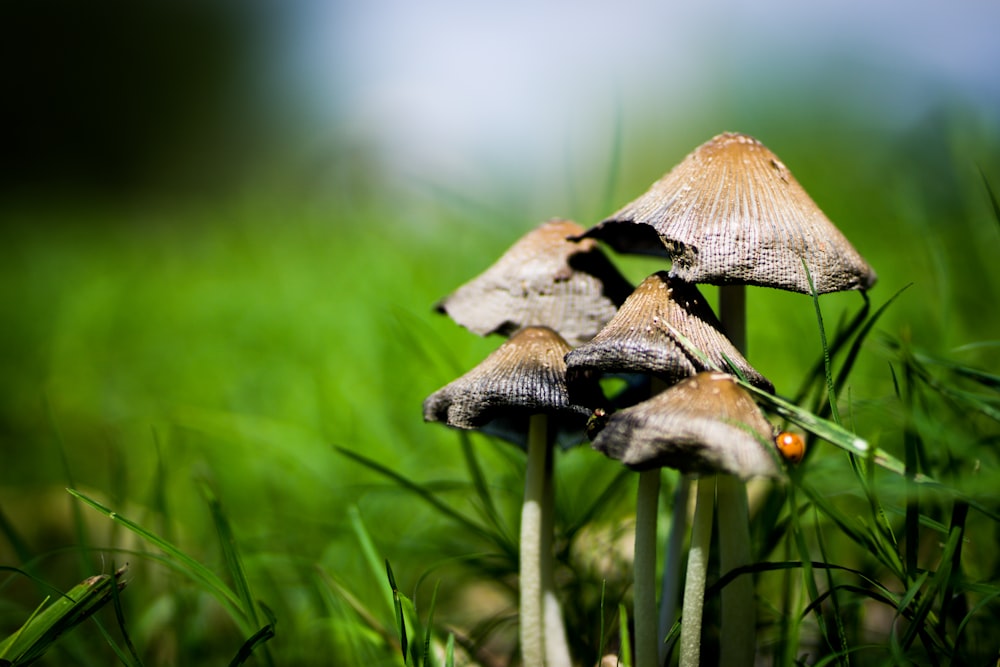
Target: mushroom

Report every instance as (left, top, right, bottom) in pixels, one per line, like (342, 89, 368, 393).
(424, 326, 599, 667)
(578, 131, 877, 665)
(436, 218, 633, 347)
(564, 271, 772, 667)
(433, 218, 633, 666)
(577, 132, 877, 295)
(565, 271, 772, 393)
(588, 372, 779, 667)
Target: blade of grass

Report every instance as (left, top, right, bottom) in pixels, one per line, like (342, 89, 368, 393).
(830, 286, 911, 407)
(792, 292, 870, 407)
(803, 262, 841, 425)
(459, 433, 508, 544)
(201, 483, 275, 667)
(386, 560, 409, 664)
(813, 506, 850, 659)
(0, 566, 127, 666)
(444, 632, 455, 667)
(0, 597, 49, 662)
(348, 506, 395, 621)
(786, 481, 838, 662)
(617, 602, 632, 667)
(227, 622, 277, 667)
(900, 363, 921, 580)
(798, 481, 905, 582)
(421, 580, 441, 667)
(938, 501, 969, 636)
(335, 445, 507, 552)
(109, 561, 143, 667)
(201, 484, 261, 630)
(67, 489, 246, 628)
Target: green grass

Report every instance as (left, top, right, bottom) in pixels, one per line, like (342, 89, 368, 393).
(1, 112, 999, 665)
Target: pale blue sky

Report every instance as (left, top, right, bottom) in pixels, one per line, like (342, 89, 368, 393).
(278, 0, 1000, 186)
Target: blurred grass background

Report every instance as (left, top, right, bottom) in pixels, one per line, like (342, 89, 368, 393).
(1, 0, 999, 664)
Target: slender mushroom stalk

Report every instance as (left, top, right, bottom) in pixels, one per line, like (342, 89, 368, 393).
(423, 326, 600, 667)
(539, 441, 571, 667)
(565, 273, 772, 667)
(588, 372, 780, 667)
(680, 476, 715, 667)
(522, 413, 549, 667)
(657, 474, 690, 664)
(579, 131, 877, 663)
(633, 467, 661, 667)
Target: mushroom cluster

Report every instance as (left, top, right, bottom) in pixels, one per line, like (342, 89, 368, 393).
(423, 133, 876, 667)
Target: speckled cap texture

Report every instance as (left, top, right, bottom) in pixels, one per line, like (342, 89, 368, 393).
(580, 133, 877, 294)
(436, 219, 633, 346)
(423, 326, 599, 448)
(590, 371, 780, 479)
(565, 272, 773, 392)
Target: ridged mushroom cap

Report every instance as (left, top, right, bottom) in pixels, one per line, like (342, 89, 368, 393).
(590, 372, 780, 479)
(436, 219, 633, 346)
(565, 272, 773, 394)
(423, 326, 599, 448)
(579, 133, 877, 294)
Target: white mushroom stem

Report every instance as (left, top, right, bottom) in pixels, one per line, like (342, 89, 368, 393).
(542, 444, 572, 667)
(658, 473, 691, 664)
(521, 413, 548, 667)
(680, 475, 715, 667)
(718, 283, 756, 666)
(717, 474, 754, 665)
(634, 468, 662, 667)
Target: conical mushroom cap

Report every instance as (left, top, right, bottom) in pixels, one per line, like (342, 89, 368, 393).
(423, 326, 598, 448)
(436, 219, 633, 346)
(565, 272, 773, 393)
(580, 133, 877, 294)
(591, 372, 780, 479)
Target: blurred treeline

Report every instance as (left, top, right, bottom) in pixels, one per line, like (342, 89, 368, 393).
(1, 0, 323, 205)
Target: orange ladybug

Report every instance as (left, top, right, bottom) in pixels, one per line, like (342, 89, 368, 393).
(775, 431, 805, 464)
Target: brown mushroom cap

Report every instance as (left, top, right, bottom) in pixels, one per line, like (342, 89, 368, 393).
(579, 133, 877, 294)
(423, 326, 600, 447)
(590, 372, 780, 479)
(565, 272, 773, 393)
(436, 219, 634, 346)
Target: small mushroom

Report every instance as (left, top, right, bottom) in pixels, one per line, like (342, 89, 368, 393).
(589, 372, 778, 667)
(565, 271, 773, 393)
(436, 218, 634, 346)
(424, 326, 598, 448)
(590, 372, 778, 479)
(424, 326, 594, 667)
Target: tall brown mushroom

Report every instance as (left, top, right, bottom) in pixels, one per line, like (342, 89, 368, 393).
(579, 132, 877, 295)
(578, 131, 877, 666)
(424, 326, 598, 667)
(564, 271, 772, 667)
